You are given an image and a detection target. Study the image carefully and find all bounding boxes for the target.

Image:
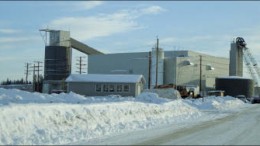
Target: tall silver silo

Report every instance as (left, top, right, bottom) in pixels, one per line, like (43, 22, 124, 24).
(215, 76, 254, 98)
(44, 46, 72, 80)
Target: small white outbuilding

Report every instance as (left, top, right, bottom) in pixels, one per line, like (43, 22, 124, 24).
(66, 74, 146, 97)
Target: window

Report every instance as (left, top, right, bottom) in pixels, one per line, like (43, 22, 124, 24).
(206, 65, 215, 70)
(123, 85, 130, 92)
(97, 84, 129, 93)
(117, 85, 123, 92)
(96, 84, 102, 92)
(103, 84, 109, 92)
(109, 85, 115, 92)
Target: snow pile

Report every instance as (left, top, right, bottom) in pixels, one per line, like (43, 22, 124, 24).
(143, 88, 181, 99)
(184, 96, 246, 111)
(0, 88, 134, 105)
(135, 92, 171, 103)
(0, 88, 248, 145)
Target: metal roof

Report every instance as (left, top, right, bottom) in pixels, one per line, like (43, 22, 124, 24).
(66, 74, 145, 83)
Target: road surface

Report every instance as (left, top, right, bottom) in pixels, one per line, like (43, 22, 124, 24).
(136, 105, 260, 145)
(80, 105, 260, 145)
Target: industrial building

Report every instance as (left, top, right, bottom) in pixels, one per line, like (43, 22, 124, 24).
(40, 29, 230, 95)
(88, 49, 230, 95)
(40, 29, 260, 98)
(66, 74, 145, 97)
(40, 29, 103, 94)
(217, 37, 260, 98)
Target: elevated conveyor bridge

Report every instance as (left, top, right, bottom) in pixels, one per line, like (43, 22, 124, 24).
(236, 37, 260, 87)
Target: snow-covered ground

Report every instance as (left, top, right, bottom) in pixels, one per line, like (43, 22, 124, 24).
(0, 88, 250, 145)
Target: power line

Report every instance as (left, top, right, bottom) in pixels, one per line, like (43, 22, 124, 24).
(30, 61, 43, 92)
(24, 63, 31, 83)
(76, 56, 87, 74)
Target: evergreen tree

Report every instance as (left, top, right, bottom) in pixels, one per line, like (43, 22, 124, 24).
(1, 78, 32, 85)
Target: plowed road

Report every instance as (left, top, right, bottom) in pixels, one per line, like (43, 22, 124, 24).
(137, 105, 260, 145)
(82, 105, 260, 145)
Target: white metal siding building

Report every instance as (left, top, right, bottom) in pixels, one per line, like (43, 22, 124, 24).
(88, 50, 229, 92)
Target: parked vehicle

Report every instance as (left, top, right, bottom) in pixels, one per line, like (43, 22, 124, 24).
(251, 97, 260, 104)
(235, 95, 249, 103)
(51, 90, 65, 94)
(207, 90, 225, 97)
(154, 84, 200, 98)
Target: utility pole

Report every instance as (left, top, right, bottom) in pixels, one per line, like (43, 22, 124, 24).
(31, 63, 36, 91)
(199, 55, 202, 95)
(35, 61, 43, 92)
(76, 56, 86, 74)
(24, 63, 31, 84)
(155, 36, 159, 87)
(148, 51, 152, 89)
(31, 61, 43, 92)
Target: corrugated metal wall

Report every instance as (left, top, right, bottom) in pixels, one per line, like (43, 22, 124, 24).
(216, 77, 254, 98)
(44, 46, 71, 80)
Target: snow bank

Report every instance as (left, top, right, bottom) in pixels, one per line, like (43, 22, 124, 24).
(135, 92, 171, 103)
(144, 88, 181, 100)
(0, 88, 248, 145)
(184, 96, 246, 111)
(0, 88, 134, 105)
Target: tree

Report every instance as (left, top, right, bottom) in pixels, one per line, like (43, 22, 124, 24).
(1, 78, 32, 85)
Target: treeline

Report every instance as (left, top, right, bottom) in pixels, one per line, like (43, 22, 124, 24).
(1, 78, 32, 85)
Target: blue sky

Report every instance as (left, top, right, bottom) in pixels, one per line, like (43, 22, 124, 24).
(1, 1, 260, 82)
